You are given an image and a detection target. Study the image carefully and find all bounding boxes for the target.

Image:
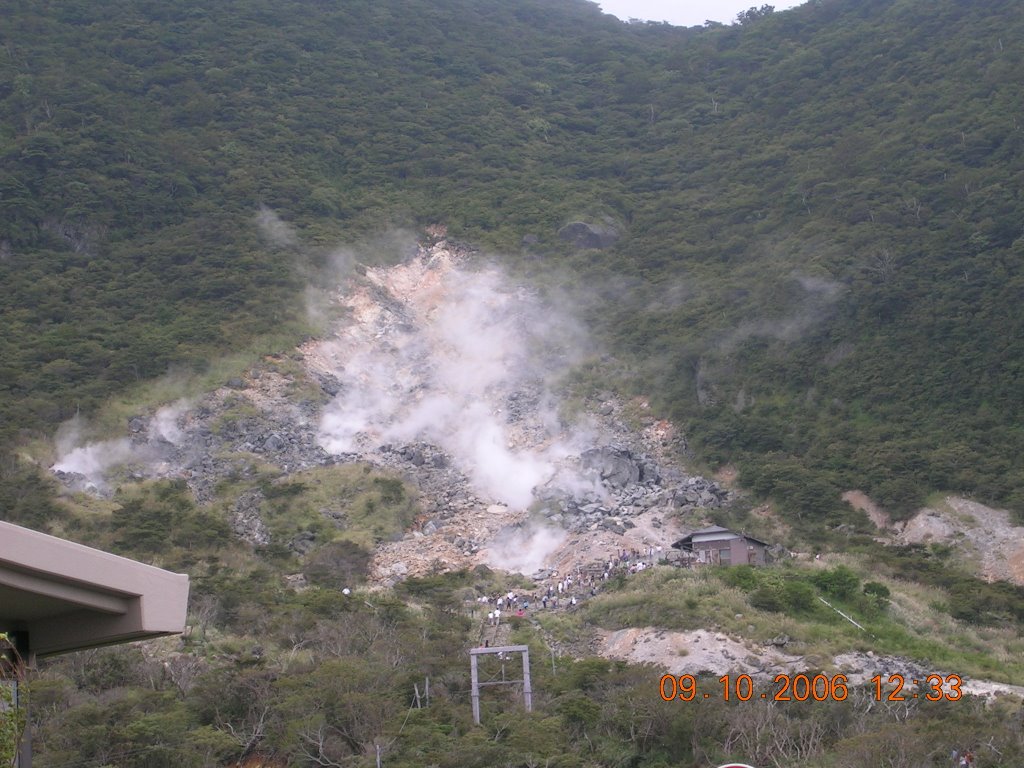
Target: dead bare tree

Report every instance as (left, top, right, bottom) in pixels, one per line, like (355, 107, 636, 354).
(297, 722, 348, 768)
(867, 249, 897, 283)
(723, 702, 829, 768)
(164, 653, 207, 696)
(214, 673, 274, 757)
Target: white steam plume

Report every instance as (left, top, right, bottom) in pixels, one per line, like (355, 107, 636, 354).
(316, 250, 589, 510)
(51, 400, 193, 490)
(485, 524, 568, 575)
(255, 206, 298, 248)
(52, 416, 135, 487)
(149, 398, 190, 445)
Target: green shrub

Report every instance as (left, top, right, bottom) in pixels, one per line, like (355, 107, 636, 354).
(719, 565, 759, 591)
(304, 540, 372, 588)
(862, 581, 891, 603)
(782, 580, 816, 613)
(749, 585, 785, 613)
(813, 565, 860, 599)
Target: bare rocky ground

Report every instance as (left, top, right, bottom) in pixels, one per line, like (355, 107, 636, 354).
(600, 627, 803, 678)
(51, 239, 729, 580)
(597, 626, 1024, 700)
(897, 497, 1024, 585)
(49, 239, 1024, 699)
(846, 490, 1024, 586)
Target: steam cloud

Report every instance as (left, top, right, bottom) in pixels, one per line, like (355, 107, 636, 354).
(255, 205, 298, 248)
(316, 251, 589, 512)
(51, 400, 191, 490)
(51, 416, 136, 490)
(149, 399, 190, 445)
(485, 524, 568, 575)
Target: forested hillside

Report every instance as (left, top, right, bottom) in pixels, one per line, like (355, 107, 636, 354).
(5, 2, 1024, 766)
(3, 0, 1022, 526)
(2, 0, 1022, 521)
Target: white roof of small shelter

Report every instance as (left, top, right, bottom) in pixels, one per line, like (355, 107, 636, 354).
(672, 526, 769, 550)
(0, 521, 189, 657)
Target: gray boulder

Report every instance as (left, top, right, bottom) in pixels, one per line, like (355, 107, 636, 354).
(263, 433, 286, 452)
(557, 220, 620, 249)
(581, 446, 641, 488)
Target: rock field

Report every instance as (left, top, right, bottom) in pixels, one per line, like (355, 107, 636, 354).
(52, 240, 730, 584)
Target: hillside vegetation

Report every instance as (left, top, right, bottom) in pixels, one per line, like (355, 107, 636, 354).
(24, 540, 1024, 767)
(4, 1, 1024, 765)
(2, 0, 1023, 525)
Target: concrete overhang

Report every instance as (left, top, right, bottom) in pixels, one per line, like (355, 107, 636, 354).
(0, 521, 190, 657)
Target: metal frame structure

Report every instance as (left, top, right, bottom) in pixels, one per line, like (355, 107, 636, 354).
(469, 645, 532, 725)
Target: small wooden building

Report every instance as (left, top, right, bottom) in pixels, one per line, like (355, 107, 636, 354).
(671, 525, 769, 566)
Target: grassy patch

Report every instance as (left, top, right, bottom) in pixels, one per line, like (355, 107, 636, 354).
(535, 612, 595, 649)
(582, 560, 1024, 684)
(90, 326, 317, 437)
(257, 464, 418, 551)
(583, 567, 750, 633)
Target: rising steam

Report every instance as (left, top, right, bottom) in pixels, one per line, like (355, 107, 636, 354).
(149, 399, 190, 445)
(484, 524, 568, 574)
(51, 399, 191, 491)
(51, 416, 136, 490)
(315, 249, 589, 511)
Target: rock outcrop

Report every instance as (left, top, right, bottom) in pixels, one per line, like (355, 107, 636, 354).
(557, 219, 620, 249)
(49, 239, 729, 583)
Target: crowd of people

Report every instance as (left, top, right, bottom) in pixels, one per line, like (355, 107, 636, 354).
(470, 545, 666, 626)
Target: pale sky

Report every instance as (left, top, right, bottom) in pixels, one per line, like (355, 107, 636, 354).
(597, 0, 805, 27)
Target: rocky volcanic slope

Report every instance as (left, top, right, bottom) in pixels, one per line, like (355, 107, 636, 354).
(50, 239, 1024, 695)
(53, 239, 730, 582)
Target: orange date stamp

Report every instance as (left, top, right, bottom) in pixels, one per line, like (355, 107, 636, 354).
(659, 673, 964, 702)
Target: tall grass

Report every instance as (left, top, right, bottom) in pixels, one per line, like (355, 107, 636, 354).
(581, 561, 1024, 684)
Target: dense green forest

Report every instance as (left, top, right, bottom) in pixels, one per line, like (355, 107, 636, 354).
(4, 0, 1024, 764)
(3, 0, 1023, 523)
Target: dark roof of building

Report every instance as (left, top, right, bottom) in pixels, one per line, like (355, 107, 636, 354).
(692, 525, 732, 535)
(671, 526, 770, 550)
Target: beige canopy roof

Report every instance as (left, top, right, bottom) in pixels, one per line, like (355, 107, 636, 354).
(0, 521, 189, 657)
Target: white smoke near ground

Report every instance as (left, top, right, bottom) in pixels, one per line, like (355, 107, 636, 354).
(51, 400, 193, 490)
(317, 357, 403, 453)
(52, 438, 135, 477)
(438, 401, 568, 510)
(315, 249, 593, 514)
(255, 205, 298, 248)
(485, 524, 568, 575)
(51, 416, 136, 488)
(149, 399, 190, 445)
